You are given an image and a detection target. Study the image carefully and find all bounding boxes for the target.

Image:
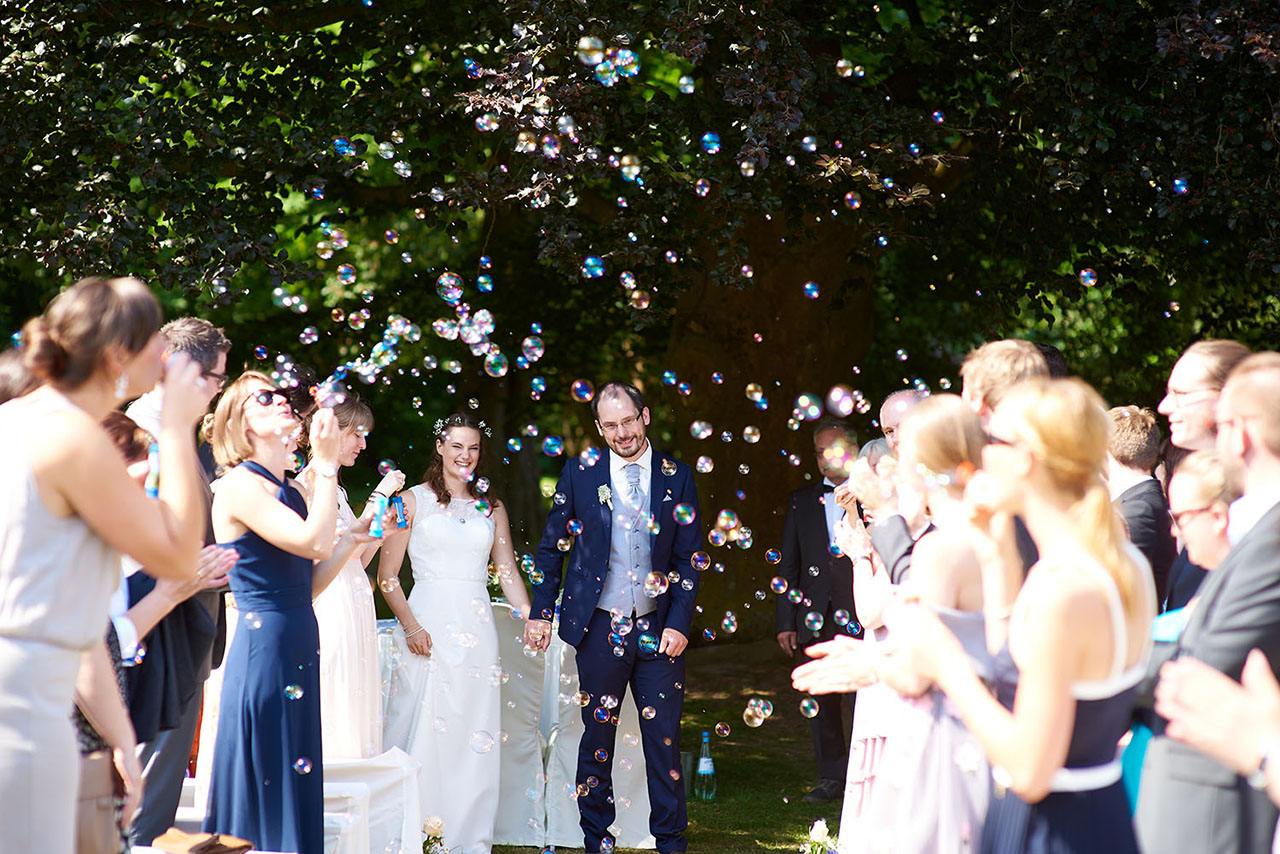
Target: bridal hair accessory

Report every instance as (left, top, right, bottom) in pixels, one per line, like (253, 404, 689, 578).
(434, 417, 493, 438)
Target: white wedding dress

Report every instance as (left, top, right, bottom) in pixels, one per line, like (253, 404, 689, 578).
(383, 485, 502, 854)
(313, 484, 383, 760)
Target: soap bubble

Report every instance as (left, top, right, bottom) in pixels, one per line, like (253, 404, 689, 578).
(742, 426, 761, 444)
(804, 612, 825, 632)
(765, 549, 782, 564)
(743, 705, 766, 728)
(739, 159, 756, 177)
(475, 113, 499, 132)
(695, 178, 711, 197)
(931, 110, 945, 123)
(895, 349, 909, 362)
(690, 421, 713, 440)
(696, 456, 714, 473)
(794, 393, 823, 420)
(469, 730, 495, 754)
(715, 722, 731, 737)
(770, 576, 788, 594)
(594, 61, 618, 86)
(678, 75, 695, 94)
(571, 379, 595, 402)
(673, 504, 696, 525)
(463, 58, 481, 78)
(576, 36, 604, 66)
(641, 705, 657, 719)
(638, 633, 659, 654)
(614, 49, 640, 77)
(833, 609, 851, 626)
(284, 684, 304, 700)
(484, 352, 509, 378)
(701, 132, 721, 155)
(542, 135, 562, 158)
(800, 698, 820, 718)
(690, 552, 711, 571)
(581, 256, 605, 278)
(542, 436, 564, 457)
(1173, 177, 1189, 195)
(620, 154, 641, 181)
(803, 282, 820, 299)
(644, 572, 669, 597)
(801, 136, 818, 152)
(835, 59, 854, 77)
(522, 336, 545, 362)
(393, 161, 412, 178)
(721, 613, 738, 633)
(629, 290, 650, 309)
(437, 272, 464, 304)
(1078, 268, 1098, 287)
(844, 191, 862, 209)
(298, 327, 318, 345)
(293, 757, 313, 775)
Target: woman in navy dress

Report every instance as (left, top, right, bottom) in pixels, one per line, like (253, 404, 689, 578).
(883, 378, 1155, 854)
(204, 372, 373, 852)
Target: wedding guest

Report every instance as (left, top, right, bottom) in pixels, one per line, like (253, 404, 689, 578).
(0, 276, 207, 853)
(958, 338, 1049, 424)
(795, 393, 992, 854)
(878, 390, 925, 456)
(123, 317, 233, 847)
(297, 393, 404, 760)
(380, 412, 531, 853)
(775, 417, 860, 803)
(203, 372, 374, 853)
(1107, 406, 1176, 602)
(1137, 352, 1280, 853)
(883, 377, 1156, 853)
(1157, 339, 1252, 611)
(524, 382, 701, 854)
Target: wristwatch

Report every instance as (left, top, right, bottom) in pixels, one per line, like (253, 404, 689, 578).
(1247, 741, 1280, 791)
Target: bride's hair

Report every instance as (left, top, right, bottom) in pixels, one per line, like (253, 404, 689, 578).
(422, 412, 495, 507)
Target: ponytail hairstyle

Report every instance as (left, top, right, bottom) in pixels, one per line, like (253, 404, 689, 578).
(998, 378, 1142, 618)
(422, 412, 493, 507)
(22, 277, 163, 389)
(897, 393, 986, 496)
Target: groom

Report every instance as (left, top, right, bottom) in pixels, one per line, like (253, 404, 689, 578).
(525, 381, 701, 854)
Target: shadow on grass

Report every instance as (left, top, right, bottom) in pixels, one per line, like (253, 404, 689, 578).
(497, 638, 847, 854)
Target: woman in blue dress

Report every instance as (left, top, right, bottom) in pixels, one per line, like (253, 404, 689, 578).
(203, 372, 374, 852)
(883, 378, 1156, 854)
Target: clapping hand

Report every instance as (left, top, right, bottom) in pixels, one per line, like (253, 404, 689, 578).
(155, 544, 237, 602)
(846, 457, 897, 513)
(791, 635, 872, 695)
(833, 514, 872, 562)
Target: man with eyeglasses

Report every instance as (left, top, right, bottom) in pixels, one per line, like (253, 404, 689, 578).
(1157, 339, 1252, 612)
(1138, 351, 1280, 854)
(123, 316, 233, 845)
(525, 380, 701, 854)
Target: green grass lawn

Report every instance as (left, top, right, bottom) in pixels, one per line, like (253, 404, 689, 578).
(497, 638, 846, 854)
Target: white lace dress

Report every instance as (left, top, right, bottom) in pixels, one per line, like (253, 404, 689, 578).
(382, 485, 501, 854)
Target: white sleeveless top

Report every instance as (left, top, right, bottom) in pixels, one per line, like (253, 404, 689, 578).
(0, 394, 121, 649)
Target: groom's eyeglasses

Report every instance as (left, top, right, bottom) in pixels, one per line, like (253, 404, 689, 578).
(599, 415, 642, 435)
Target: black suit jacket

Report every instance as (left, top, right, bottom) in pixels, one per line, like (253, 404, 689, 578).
(775, 483, 856, 644)
(1114, 478, 1176, 604)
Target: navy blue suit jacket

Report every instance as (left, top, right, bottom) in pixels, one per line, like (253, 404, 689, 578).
(531, 446, 701, 648)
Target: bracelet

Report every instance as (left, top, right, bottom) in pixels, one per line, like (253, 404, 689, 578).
(313, 464, 338, 479)
(370, 490, 386, 498)
(404, 625, 425, 639)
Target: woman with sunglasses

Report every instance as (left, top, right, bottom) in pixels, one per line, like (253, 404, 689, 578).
(881, 378, 1155, 854)
(202, 372, 377, 853)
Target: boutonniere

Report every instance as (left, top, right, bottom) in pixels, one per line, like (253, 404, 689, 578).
(598, 484, 613, 510)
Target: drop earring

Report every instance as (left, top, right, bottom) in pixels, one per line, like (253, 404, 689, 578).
(114, 372, 130, 400)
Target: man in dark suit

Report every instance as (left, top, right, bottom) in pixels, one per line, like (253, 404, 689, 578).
(1107, 405, 1176, 602)
(525, 381, 700, 854)
(124, 317, 231, 845)
(776, 417, 860, 802)
(1136, 352, 1280, 853)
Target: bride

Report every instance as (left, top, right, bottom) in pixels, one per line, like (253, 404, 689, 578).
(379, 412, 532, 854)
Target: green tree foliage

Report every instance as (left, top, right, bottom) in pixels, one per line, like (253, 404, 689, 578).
(2, 1, 1276, 636)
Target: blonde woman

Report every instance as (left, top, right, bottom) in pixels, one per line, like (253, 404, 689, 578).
(203, 372, 376, 853)
(883, 378, 1155, 853)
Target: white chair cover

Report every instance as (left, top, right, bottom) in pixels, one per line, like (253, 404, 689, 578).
(492, 601, 549, 846)
(322, 780, 371, 854)
(326, 749, 423, 854)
